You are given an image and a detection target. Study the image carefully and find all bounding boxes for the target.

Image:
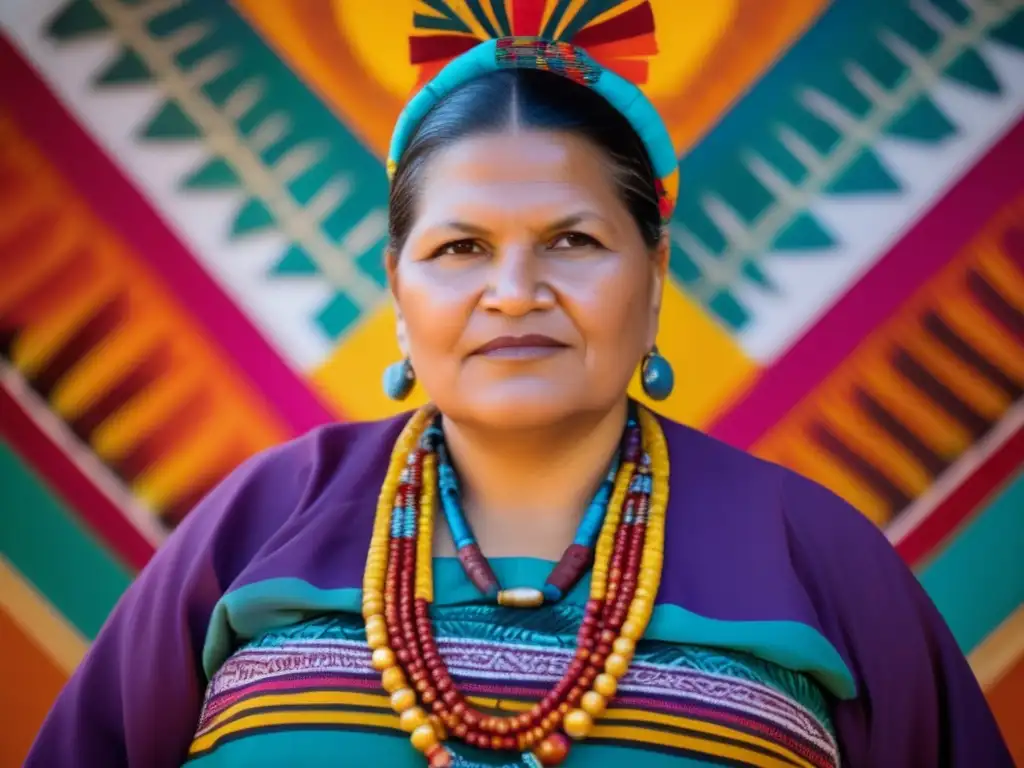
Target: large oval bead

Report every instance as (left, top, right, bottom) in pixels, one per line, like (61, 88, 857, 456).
(497, 587, 545, 608)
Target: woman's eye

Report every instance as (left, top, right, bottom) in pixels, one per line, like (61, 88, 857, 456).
(549, 232, 601, 251)
(435, 239, 484, 258)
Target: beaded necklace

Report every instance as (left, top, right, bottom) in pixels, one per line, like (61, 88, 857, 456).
(362, 404, 669, 767)
(432, 416, 622, 607)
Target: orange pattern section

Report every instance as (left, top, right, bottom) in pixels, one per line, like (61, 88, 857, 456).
(988, 653, 1024, 766)
(0, 609, 68, 768)
(236, 0, 828, 156)
(754, 200, 1024, 526)
(0, 113, 289, 525)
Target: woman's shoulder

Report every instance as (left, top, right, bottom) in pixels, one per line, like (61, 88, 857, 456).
(175, 413, 413, 546)
(264, 411, 413, 484)
(656, 413, 886, 550)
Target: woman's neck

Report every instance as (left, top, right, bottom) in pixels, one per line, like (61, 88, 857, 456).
(437, 399, 629, 560)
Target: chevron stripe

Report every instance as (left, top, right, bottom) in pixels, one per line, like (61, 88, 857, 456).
(0, 97, 301, 526)
(672, 0, 1024, 359)
(0, 362, 159, 566)
(0, 37, 336, 436)
(6, 0, 391, 369)
(0, 556, 87, 676)
(710, 120, 1024, 451)
(0, 440, 132, 640)
(751, 195, 1024, 525)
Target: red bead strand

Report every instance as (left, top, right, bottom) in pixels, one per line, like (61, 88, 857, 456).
(376, 417, 658, 764)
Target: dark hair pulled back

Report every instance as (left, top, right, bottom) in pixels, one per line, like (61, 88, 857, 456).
(388, 68, 662, 255)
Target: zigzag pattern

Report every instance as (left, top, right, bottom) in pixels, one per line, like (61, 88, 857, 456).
(672, 0, 1024, 357)
(0, 112, 287, 528)
(755, 198, 1024, 525)
(46, 0, 391, 353)
(45, 0, 1024, 366)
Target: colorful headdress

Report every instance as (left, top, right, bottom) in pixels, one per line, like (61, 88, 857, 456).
(387, 1, 680, 223)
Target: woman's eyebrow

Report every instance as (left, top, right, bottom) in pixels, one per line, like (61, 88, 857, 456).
(424, 211, 606, 239)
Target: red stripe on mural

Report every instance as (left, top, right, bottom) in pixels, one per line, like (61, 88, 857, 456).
(897, 426, 1024, 569)
(0, 382, 155, 572)
(0, 35, 337, 437)
(709, 120, 1024, 449)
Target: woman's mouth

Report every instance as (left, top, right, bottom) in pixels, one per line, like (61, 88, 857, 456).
(472, 335, 568, 358)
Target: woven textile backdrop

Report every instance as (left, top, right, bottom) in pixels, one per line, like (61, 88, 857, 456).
(1, 0, 1023, 763)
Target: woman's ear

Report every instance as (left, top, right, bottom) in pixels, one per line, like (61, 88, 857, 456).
(647, 232, 671, 347)
(385, 247, 399, 299)
(385, 247, 410, 357)
(394, 308, 409, 358)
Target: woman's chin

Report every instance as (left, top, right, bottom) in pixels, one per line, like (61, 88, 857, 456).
(441, 383, 587, 428)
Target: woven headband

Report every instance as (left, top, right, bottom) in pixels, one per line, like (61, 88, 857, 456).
(387, 36, 679, 223)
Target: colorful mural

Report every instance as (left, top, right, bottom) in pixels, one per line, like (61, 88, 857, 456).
(0, 0, 1022, 763)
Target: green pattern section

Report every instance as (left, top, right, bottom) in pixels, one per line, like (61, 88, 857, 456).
(824, 149, 902, 194)
(45, 0, 1024, 339)
(231, 198, 276, 236)
(187, 730, 716, 768)
(194, 563, 837, 767)
(944, 48, 1001, 93)
(272, 245, 320, 276)
(183, 157, 241, 189)
(0, 442, 132, 639)
(919, 471, 1024, 654)
(252, 605, 835, 731)
(94, 47, 152, 84)
(202, 559, 857, 700)
(49, 0, 389, 342)
(46, 0, 109, 37)
(141, 101, 201, 140)
(670, 0, 1023, 332)
(886, 95, 958, 141)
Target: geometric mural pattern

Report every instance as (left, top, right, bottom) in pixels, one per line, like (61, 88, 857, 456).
(1, 0, 1022, 763)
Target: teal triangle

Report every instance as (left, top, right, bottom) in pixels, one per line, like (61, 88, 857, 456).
(770, 212, 836, 251)
(825, 149, 900, 195)
(989, 10, 1024, 52)
(316, 292, 360, 340)
(885, 95, 957, 142)
(943, 49, 1001, 94)
(182, 157, 240, 190)
(232, 198, 276, 236)
(95, 48, 152, 85)
(741, 260, 776, 292)
(707, 290, 750, 333)
(141, 101, 200, 140)
(47, 0, 109, 39)
(271, 245, 319, 276)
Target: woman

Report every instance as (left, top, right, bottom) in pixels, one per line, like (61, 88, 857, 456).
(28, 35, 1010, 768)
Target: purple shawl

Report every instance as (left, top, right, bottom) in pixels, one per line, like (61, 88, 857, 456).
(26, 413, 1012, 766)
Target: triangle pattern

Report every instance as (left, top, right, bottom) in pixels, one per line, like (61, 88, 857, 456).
(769, 212, 836, 252)
(232, 198, 276, 236)
(140, 101, 201, 141)
(943, 48, 1001, 95)
(825, 148, 901, 195)
(46, 0, 109, 40)
(885, 94, 958, 143)
(989, 10, 1024, 51)
(271, 245, 320, 277)
(181, 157, 241, 190)
(94, 47, 153, 86)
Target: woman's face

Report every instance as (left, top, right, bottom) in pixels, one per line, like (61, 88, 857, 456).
(389, 130, 668, 429)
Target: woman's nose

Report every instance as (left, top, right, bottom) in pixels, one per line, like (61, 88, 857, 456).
(479, 245, 555, 316)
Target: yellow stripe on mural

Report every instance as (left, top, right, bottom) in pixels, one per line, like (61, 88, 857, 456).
(970, 605, 1024, 691)
(313, 279, 755, 427)
(629, 278, 756, 426)
(237, 0, 828, 157)
(763, 435, 888, 524)
(0, 555, 86, 677)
